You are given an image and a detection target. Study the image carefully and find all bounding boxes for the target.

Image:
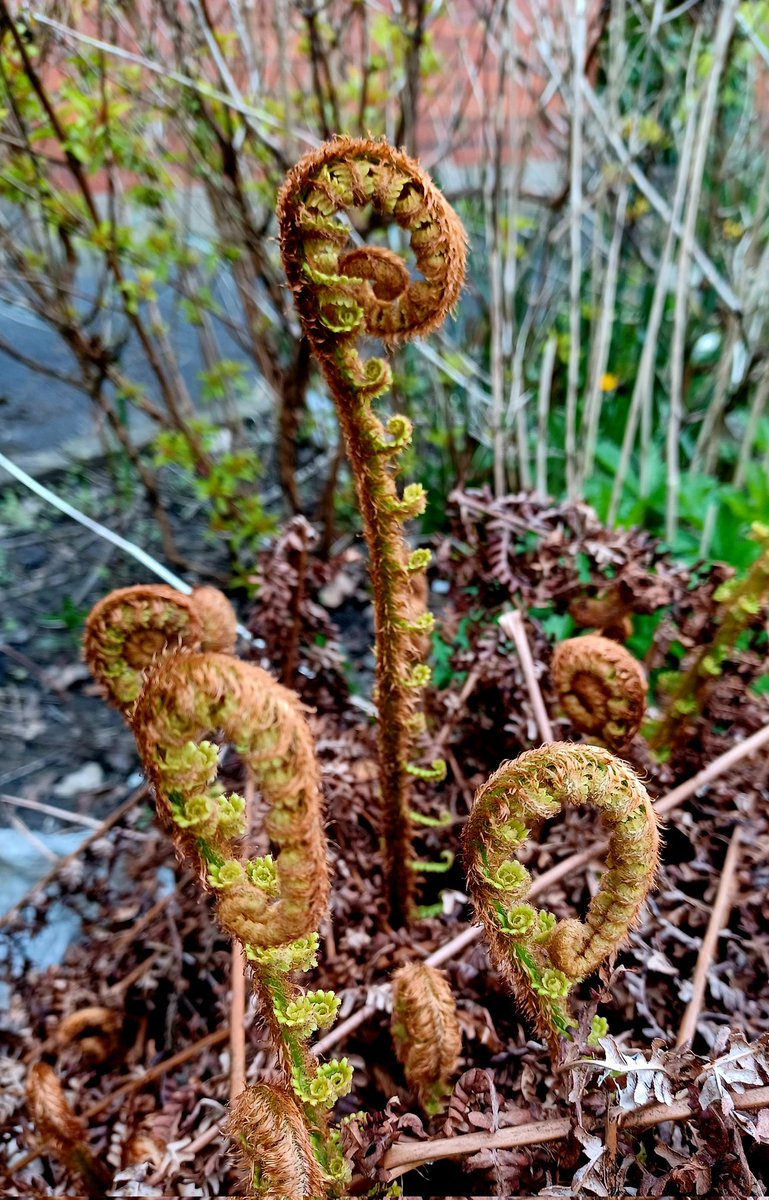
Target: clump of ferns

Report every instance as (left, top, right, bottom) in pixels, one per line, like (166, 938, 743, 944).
(84, 585, 352, 1196)
(278, 135, 467, 926)
(648, 522, 769, 756)
(464, 744, 660, 1058)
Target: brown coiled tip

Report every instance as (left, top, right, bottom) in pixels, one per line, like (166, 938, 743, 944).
(133, 651, 330, 949)
(277, 135, 467, 345)
(551, 634, 647, 750)
(83, 584, 203, 714)
(83, 583, 238, 716)
(55, 1006, 122, 1064)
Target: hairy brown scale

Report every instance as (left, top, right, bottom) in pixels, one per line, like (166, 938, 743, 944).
(552, 634, 647, 750)
(464, 743, 660, 1057)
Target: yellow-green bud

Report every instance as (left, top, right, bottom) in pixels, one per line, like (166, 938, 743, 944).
(504, 904, 537, 938)
(207, 859, 245, 889)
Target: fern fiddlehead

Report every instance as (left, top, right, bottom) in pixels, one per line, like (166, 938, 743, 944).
(464, 743, 659, 1057)
(391, 962, 461, 1115)
(84, 583, 237, 714)
(85, 589, 353, 1196)
(133, 650, 329, 949)
(551, 634, 647, 751)
(133, 652, 353, 1191)
(278, 136, 467, 924)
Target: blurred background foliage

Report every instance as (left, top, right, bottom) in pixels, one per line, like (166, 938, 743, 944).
(1, 0, 769, 580)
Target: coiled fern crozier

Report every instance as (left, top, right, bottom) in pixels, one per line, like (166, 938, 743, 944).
(84, 583, 237, 714)
(464, 743, 659, 1057)
(278, 136, 467, 925)
(551, 634, 648, 751)
(133, 651, 329, 949)
(84, 587, 352, 1195)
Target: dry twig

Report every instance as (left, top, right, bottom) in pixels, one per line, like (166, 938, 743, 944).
(676, 827, 743, 1048)
(498, 609, 554, 742)
(378, 1083, 769, 1180)
(229, 771, 254, 1103)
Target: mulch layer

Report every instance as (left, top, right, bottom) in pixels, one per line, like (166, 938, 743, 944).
(2, 490, 769, 1197)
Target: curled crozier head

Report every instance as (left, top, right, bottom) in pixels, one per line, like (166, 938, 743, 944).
(552, 634, 647, 750)
(463, 742, 660, 1055)
(133, 651, 330, 950)
(84, 583, 237, 716)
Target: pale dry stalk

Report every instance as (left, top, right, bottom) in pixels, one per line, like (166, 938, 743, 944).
(676, 826, 743, 1047)
(580, 184, 628, 487)
(498, 610, 554, 743)
(536, 334, 557, 497)
(582, 79, 740, 313)
(565, 0, 587, 499)
(666, 0, 740, 542)
(608, 28, 702, 522)
(378, 1082, 769, 1180)
(229, 770, 254, 1103)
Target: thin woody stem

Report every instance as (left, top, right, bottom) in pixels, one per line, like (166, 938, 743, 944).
(676, 826, 742, 1048)
(375, 1082, 769, 1181)
(229, 771, 254, 1102)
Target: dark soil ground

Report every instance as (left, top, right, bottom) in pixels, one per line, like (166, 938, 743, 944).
(2, 487, 769, 1198)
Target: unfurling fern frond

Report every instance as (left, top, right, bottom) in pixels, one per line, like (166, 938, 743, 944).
(464, 743, 659, 1057)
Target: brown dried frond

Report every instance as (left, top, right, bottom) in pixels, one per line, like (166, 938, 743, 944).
(26, 1062, 110, 1194)
(122, 1125, 166, 1168)
(391, 962, 461, 1113)
(55, 1006, 122, 1064)
(551, 634, 647, 750)
(229, 1083, 324, 1197)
